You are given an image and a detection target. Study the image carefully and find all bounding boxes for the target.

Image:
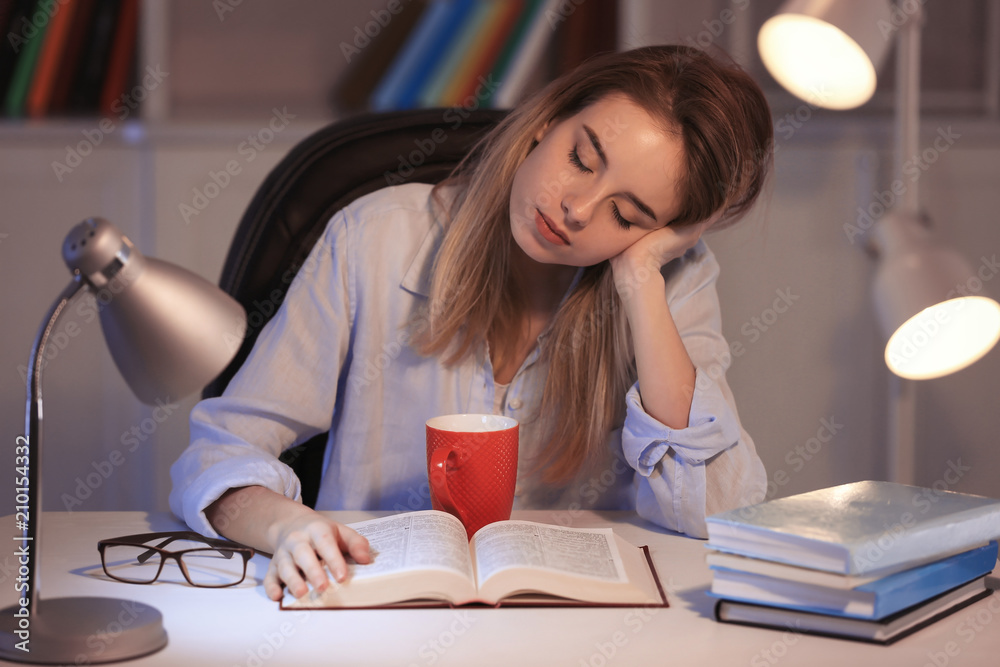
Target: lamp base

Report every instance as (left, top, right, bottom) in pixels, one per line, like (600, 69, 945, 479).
(0, 597, 167, 664)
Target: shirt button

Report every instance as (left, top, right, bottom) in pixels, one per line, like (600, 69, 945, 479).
(508, 398, 523, 410)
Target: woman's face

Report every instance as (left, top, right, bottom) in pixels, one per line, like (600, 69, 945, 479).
(509, 93, 686, 268)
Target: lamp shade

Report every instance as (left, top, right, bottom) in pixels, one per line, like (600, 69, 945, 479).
(872, 211, 1000, 380)
(758, 0, 894, 110)
(62, 217, 245, 403)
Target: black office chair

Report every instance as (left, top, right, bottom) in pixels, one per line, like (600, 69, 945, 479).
(203, 107, 508, 507)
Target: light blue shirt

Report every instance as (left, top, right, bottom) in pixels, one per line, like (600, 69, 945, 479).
(169, 183, 766, 539)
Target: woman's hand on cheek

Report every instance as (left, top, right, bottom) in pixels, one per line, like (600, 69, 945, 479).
(610, 218, 714, 299)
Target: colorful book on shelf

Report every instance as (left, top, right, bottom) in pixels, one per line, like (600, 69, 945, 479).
(714, 577, 992, 645)
(394, 0, 476, 109)
(368, 0, 451, 110)
(438, 0, 523, 107)
(479, 0, 543, 108)
(3, 0, 49, 117)
(705, 480, 1000, 575)
(98, 0, 137, 117)
(67, 0, 121, 114)
(330, 0, 428, 114)
(489, 0, 563, 108)
(416, 0, 496, 108)
(708, 541, 998, 620)
(0, 0, 35, 106)
(370, 0, 476, 111)
(48, 0, 98, 115)
(280, 510, 668, 609)
(24, 0, 78, 117)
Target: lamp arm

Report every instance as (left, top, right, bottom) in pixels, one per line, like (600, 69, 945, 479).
(885, 0, 923, 484)
(22, 278, 87, 616)
(894, 0, 923, 216)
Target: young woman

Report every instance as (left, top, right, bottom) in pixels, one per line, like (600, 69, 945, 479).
(170, 45, 773, 601)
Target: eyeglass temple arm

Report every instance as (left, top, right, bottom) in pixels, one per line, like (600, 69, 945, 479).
(134, 535, 240, 564)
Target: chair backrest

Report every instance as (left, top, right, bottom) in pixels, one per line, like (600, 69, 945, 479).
(204, 108, 508, 507)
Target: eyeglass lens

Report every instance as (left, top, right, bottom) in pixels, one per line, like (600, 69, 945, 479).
(103, 538, 246, 587)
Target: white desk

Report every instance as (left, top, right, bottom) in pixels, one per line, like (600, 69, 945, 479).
(1, 511, 998, 666)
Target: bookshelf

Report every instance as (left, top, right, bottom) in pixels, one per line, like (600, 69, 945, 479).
(1, 0, 140, 123)
(3, 0, 625, 131)
(142, 0, 619, 124)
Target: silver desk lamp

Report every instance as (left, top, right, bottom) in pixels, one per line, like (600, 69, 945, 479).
(0, 217, 246, 663)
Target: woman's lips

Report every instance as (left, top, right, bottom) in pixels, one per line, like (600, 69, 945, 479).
(535, 209, 569, 246)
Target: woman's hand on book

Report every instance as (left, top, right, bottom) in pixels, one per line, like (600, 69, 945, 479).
(264, 509, 371, 601)
(206, 486, 371, 601)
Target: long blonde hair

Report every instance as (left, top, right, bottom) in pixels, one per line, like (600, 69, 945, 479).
(417, 46, 773, 484)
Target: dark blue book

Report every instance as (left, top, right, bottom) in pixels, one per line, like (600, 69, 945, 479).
(714, 578, 992, 645)
(371, 0, 475, 111)
(708, 541, 998, 619)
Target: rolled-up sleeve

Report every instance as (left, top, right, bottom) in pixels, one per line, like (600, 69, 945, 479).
(621, 240, 766, 539)
(169, 208, 355, 537)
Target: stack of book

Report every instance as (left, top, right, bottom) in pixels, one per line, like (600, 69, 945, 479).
(0, 0, 139, 119)
(331, 0, 619, 114)
(706, 481, 1000, 644)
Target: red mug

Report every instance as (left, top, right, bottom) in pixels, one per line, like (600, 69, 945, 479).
(426, 414, 519, 539)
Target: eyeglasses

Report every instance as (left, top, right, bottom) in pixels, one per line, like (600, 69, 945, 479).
(98, 531, 255, 588)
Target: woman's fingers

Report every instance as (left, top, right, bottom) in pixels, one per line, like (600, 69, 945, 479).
(335, 524, 372, 565)
(309, 524, 352, 583)
(292, 537, 334, 589)
(263, 560, 285, 601)
(266, 549, 309, 600)
(266, 515, 372, 600)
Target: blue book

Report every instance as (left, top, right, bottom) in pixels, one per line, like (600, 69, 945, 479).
(370, 0, 475, 111)
(708, 541, 998, 620)
(706, 480, 1000, 575)
(369, 0, 452, 111)
(417, 0, 494, 107)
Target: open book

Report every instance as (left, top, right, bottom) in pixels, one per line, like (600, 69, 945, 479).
(281, 510, 667, 609)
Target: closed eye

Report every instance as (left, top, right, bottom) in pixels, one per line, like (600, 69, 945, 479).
(568, 146, 592, 174)
(611, 202, 633, 231)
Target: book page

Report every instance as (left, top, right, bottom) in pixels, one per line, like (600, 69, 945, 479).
(472, 520, 627, 589)
(346, 510, 474, 582)
(284, 511, 478, 608)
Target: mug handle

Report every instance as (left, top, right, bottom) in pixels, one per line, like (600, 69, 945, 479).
(429, 447, 464, 523)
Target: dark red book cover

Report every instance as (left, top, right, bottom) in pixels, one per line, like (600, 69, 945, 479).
(98, 0, 137, 117)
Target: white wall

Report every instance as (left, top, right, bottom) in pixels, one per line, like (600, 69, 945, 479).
(1, 136, 146, 512)
(710, 137, 1000, 503)
(709, 142, 888, 500)
(0, 126, 300, 512)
